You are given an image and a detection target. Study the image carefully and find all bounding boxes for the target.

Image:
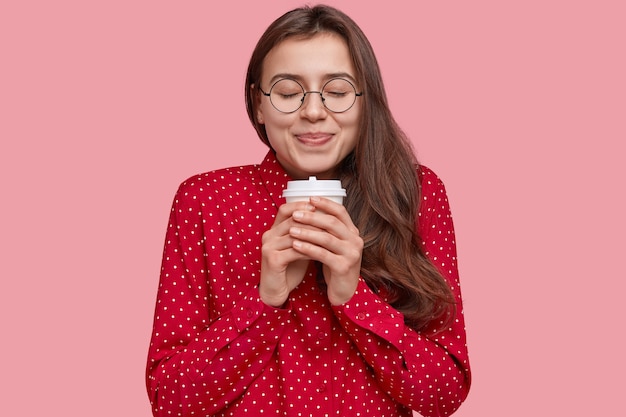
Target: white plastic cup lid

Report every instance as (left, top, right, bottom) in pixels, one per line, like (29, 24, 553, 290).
(282, 176, 347, 198)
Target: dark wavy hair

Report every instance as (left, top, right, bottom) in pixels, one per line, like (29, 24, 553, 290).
(245, 4, 455, 331)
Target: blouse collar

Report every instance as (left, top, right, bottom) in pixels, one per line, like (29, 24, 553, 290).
(258, 151, 291, 209)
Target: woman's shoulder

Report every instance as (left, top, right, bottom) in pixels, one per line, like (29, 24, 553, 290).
(175, 163, 262, 196)
(416, 163, 453, 223)
(417, 163, 447, 192)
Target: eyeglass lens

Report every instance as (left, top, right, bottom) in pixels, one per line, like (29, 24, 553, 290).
(269, 78, 358, 113)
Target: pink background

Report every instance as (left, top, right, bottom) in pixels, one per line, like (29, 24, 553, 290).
(1, 1, 624, 415)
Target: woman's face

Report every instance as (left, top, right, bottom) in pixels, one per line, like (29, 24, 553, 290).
(256, 33, 361, 179)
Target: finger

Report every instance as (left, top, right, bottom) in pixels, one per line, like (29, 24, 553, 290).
(291, 228, 363, 265)
(292, 209, 354, 240)
(308, 197, 356, 229)
(263, 225, 309, 255)
(265, 202, 316, 241)
(275, 201, 315, 222)
(263, 242, 311, 271)
(289, 226, 339, 253)
(291, 238, 337, 265)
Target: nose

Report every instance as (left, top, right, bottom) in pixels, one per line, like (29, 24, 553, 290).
(299, 91, 327, 120)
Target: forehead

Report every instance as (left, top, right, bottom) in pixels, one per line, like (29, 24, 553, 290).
(262, 33, 356, 84)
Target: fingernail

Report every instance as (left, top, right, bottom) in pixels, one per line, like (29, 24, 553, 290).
(293, 211, 303, 219)
(310, 196, 320, 203)
(290, 227, 301, 236)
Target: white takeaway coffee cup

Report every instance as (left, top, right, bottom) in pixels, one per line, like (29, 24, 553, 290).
(282, 176, 347, 205)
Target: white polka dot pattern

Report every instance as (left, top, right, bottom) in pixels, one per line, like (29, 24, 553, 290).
(146, 152, 471, 416)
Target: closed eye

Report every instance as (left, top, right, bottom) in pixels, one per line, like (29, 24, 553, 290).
(279, 93, 301, 99)
(325, 91, 349, 98)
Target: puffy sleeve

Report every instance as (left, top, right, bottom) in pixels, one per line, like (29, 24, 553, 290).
(145, 180, 291, 417)
(331, 166, 471, 416)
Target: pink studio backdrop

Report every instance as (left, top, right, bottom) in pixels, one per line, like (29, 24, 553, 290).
(1, 1, 624, 415)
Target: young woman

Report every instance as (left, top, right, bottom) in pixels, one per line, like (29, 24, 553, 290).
(147, 5, 471, 416)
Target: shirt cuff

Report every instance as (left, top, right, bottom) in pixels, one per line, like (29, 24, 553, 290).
(232, 285, 292, 342)
(331, 277, 405, 343)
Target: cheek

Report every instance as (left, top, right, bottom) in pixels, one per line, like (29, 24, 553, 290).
(338, 112, 361, 134)
(263, 110, 294, 133)
(341, 102, 362, 128)
(341, 114, 362, 148)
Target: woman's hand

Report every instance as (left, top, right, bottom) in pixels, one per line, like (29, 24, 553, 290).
(260, 201, 316, 307)
(288, 197, 363, 306)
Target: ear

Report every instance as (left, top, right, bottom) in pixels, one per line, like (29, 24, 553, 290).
(251, 84, 265, 124)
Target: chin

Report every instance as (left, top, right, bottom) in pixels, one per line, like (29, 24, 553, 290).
(302, 168, 337, 179)
(281, 153, 341, 179)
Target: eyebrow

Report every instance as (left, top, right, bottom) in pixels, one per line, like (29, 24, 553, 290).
(268, 72, 358, 86)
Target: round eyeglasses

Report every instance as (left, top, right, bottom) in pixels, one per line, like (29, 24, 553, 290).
(259, 78, 363, 114)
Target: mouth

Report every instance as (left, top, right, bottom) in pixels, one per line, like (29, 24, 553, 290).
(295, 132, 334, 146)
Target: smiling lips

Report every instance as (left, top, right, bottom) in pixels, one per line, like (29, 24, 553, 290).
(295, 132, 333, 146)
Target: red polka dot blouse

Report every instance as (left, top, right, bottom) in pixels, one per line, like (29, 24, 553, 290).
(146, 152, 471, 416)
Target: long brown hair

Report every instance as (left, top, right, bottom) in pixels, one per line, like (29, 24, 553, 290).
(245, 5, 454, 331)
